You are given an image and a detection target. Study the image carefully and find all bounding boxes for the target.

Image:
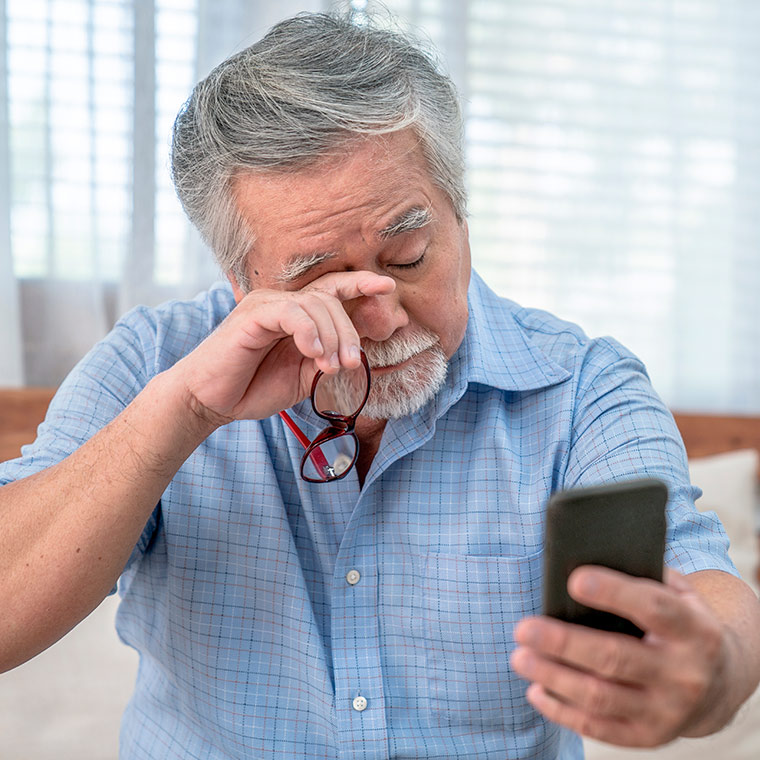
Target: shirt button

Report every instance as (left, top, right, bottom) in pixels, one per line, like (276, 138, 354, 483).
(352, 695, 368, 712)
(345, 569, 361, 585)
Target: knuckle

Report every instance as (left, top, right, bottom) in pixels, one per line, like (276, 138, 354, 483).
(639, 730, 667, 749)
(552, 624, 573, 659)
(300, 291, 329, 309)
(629, 708, 670, 748)
(645, 590, 674, 628)
(595, 641, 624, 678)
(652, 711, 680, 746)
(678, 668, 710, 706)
(304, 282, 338, 299)
(584, 679, 613, 715)
(283, 299, 306, 315)
(653, 693, 691, 743)
(577, 713, 598, 738)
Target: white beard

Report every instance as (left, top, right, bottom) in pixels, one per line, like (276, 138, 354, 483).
(360, 327, 448, 420)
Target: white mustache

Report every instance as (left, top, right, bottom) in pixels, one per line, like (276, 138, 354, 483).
(362, 328, 440, 369)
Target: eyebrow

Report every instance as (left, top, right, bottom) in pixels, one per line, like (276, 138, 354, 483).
(277, 251, 338, 283)
(275, 205, 433, 283)
(378, 205, 433, 239)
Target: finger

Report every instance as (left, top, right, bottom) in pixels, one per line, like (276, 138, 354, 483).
(568, 566, 697, 640)
(310, 290, 364, 369)
(514, 616, 662, 684)
(306, 270, 395, 302)
(274, 301, 335, 364)
(510, 646, 645, 721)
(524, 684, 672, 748)
(292, 293, 344, 374)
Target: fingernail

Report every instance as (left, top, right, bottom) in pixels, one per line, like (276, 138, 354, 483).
(330, 352, 340, 368)
(349, 345, 361, 362)
(313, 337, 324, 354)
(575, 572, 599, 596)
(526, 683, 545, 707)
(515, 621, 541, 646)
(510, 648, 533, 672)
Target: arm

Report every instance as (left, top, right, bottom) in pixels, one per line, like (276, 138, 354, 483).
(679, 568, 760, 736)
(0, 374, 216, 673)
(510, 338, 760, 745)
(0, 271, 394, 673)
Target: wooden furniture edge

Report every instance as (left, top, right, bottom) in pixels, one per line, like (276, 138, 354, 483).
(0, 387, 57, 463)
(672, 411, 760, 462)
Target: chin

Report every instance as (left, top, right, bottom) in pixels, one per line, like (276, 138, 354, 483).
(362, 345, 448, 420)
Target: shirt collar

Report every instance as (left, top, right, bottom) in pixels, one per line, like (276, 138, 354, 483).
(451, 269, 572, 395)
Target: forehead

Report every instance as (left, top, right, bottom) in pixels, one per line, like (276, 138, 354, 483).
(232, 131, 436, 249)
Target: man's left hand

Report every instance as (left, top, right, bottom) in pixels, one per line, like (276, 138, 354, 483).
(510, 566, 758, 747)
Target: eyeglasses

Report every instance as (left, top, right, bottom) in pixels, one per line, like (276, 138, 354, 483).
(279, 350, 371, 483)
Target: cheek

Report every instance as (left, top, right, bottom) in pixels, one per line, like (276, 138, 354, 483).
(432, 244, 471, 356)
(439, 294, 469, 358)
(406, 283, 468, 359)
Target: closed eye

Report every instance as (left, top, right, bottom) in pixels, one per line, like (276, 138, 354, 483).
(391, 251, 427, 270)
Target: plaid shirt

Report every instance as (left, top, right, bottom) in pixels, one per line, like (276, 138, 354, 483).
(1, 271, 735, 759)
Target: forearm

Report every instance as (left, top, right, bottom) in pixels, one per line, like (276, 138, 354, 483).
(0, 370, 219, 672)
(680, 570, 760, 737)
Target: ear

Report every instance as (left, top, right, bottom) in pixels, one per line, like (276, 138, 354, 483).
(226, 272, 246, 305)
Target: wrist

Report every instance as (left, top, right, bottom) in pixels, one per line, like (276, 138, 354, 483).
(176, 376, 235, 432)
(134, 372, 225, 469)
(680, 625, 746, 737)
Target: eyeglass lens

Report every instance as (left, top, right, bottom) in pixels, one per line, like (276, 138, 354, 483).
(312, 363, 369, 418)
(302, 434, 358, 482)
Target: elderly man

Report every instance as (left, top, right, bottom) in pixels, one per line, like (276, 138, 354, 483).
(1, 12, 758, 760)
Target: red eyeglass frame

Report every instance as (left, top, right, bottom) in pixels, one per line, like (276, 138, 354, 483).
(279, 350, 371, 483)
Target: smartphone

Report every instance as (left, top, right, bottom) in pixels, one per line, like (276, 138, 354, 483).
(542, 478, 668, 637)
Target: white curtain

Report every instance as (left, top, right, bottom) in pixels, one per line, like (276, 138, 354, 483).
(344, 0, 760, 414)
(0, 0, 325, 388)
(3, 0, 759, 414)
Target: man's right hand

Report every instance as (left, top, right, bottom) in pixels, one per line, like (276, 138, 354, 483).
(0, 269, 395, 672)
(174, 271, 395, 426)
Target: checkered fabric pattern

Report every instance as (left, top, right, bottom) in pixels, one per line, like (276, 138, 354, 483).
(0, 270, 736, 759)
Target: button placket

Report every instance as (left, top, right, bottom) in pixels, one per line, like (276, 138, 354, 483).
(331, 491, 388, 755)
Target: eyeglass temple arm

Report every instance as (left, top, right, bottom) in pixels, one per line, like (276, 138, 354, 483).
(278, 410, 332, 478)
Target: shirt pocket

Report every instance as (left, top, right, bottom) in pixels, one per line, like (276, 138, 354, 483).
(420, 550, 543, 732)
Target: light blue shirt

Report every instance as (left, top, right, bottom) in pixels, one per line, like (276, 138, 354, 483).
(1, 271, 736, 759)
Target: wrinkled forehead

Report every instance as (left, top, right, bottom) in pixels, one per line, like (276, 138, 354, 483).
(230, 130, 437, 245)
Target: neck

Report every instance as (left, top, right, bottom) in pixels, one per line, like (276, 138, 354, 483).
(354, 416, 387, 487)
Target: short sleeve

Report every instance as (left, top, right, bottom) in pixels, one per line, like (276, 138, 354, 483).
(564, 337, 738, 579)
(0, 306, 164, 577)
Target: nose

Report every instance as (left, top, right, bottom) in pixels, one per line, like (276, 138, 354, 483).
(346, 290, 409, 343)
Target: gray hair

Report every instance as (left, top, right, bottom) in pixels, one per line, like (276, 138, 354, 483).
(171, 12, 466, 292)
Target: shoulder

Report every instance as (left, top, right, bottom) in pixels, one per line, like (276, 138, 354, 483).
(118, 281, 235, 341)
(109, 281, 236, 373)
(467, 271, 641, 390)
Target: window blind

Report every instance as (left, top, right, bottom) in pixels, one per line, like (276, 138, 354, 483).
(6, 0, 198, 286)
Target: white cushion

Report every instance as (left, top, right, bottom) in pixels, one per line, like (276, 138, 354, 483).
(688, 448, 759, 591)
